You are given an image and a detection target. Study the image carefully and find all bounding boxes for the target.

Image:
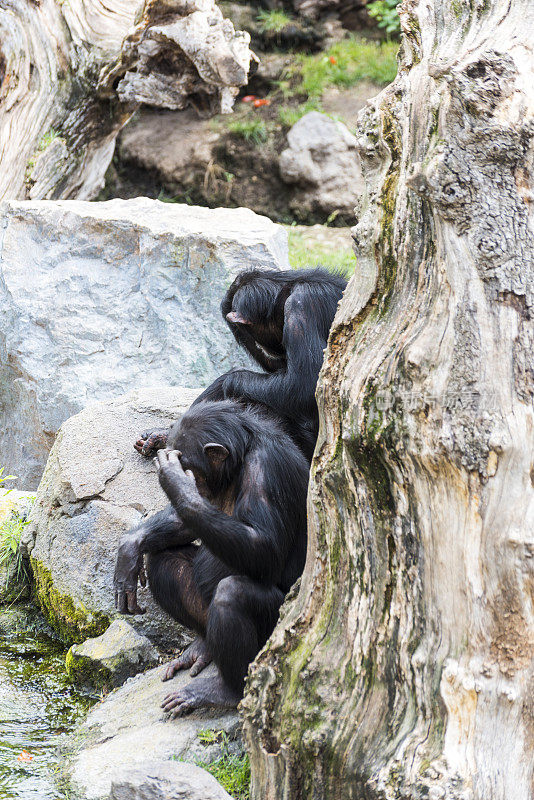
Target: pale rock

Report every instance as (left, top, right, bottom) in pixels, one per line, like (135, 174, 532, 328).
(0, 198, 289, 488)
(63, 664, 242, 800)
(24, 387, 201, 646)
(279, 111, 364, 220)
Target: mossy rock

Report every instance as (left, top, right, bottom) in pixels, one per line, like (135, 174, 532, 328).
(66, 619, 159, 690)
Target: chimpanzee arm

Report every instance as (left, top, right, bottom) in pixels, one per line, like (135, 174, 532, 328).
(217, 286, 326, 418)
(157, 452, 291, 584)
(113, 505, 196, 614)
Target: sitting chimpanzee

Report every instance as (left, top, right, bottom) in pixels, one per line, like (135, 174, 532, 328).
(114, 400, 308, 714)
(135, 268, 347, 463)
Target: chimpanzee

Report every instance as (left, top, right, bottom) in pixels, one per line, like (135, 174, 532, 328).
(135, 268, 347, 463)
(114, 400, 309, 714)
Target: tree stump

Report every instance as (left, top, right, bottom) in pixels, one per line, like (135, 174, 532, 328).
(242, 1, 534, 798)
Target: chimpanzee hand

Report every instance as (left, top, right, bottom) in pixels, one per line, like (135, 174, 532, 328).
(113, 534, 147, 615)
(155, 450, 204, 516)
(134, 429, 168, 457)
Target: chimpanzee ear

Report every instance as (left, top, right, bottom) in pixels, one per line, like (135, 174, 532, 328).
(203, 443, 230, 467)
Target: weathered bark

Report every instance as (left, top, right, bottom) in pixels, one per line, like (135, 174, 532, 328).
(242, 1, 534, 798)
(0, 0, 252, 201)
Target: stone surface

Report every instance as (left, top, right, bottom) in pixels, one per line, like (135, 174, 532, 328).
(63, 663, 242, 800)
(110, 761, 233, 800)
(279, 111, 364, 221)
(118, 108, 219, 194)
(0, 198, 289, 488)
(66, 619, 159, 689)
(23, 386, 201, 646)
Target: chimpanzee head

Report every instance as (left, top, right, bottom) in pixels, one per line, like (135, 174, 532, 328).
(167, 401, 252, 499)
(222, 271, 290, 368)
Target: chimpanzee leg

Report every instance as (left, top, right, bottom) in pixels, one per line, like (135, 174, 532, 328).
(146, 545, 208, 636)
(160, 576, 283, 716)
(207, 575, 284, 695)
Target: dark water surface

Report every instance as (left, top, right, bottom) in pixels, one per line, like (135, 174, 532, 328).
(0, 607, 95, 799)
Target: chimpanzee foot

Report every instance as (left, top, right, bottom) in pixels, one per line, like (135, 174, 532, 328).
(162, 637, 212, 681)
(161, 672, 240, 717)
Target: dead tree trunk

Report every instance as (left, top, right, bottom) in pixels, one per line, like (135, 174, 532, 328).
(242, 1, 534, 798)
(0, 0, 252, 201)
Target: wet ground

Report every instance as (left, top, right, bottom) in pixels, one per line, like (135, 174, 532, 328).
(0, 606, 95, 800)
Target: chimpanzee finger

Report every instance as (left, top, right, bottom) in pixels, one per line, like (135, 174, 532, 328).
(156, 449, 169, 469)
(167, 450, 180, 463)
(127, 591, 146, 615)
(161, 692, 182, 712)
(185, 469, 195, 481)
(116, 591, 128, 614)
(190, 654, 211, 677)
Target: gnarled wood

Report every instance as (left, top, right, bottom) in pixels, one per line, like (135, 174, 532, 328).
(0, 0, 252, 201)
(242, 1, 534, 798)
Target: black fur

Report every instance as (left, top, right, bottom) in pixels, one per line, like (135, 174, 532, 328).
(193, 268, 347, 461)
(135, 401, 309, 695)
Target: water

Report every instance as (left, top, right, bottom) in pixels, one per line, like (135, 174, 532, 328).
(0, 607, 95, 800)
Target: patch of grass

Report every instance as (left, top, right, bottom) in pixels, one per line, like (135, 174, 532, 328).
(367, 0, 401, 35)
(291, 35, 398, 99)
(287, 228, 356, 275)
(256, 9, 292, 32)
(278, 99, 321, 128)
(175, 731, 250, 799)
(227, 118, 268, 144)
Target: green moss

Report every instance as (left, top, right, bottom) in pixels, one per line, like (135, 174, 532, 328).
(31, 559, 109, 644)
(65, 646, 112, 689)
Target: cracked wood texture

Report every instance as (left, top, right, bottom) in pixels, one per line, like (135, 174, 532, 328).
(241, 1, 534, 798)
(0, 0, 252, 201)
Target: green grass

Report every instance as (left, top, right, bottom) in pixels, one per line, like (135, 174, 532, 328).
(295, 36, 398, 98)
(227, 118, 268, 144)
(175, 731, 250, 799)
(199, 750, 250, 799)
(0, 507, 33, 591)
(256, 9, 292, 32)
(287, 228, 356, 275)
(278, 99, 321, 128)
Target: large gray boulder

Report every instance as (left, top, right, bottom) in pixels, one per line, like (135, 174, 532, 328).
(0, 199, 289, 488)
(24, 386, 200, 646)
(279, 111, 364, 221)
(63, 663, 242, 800)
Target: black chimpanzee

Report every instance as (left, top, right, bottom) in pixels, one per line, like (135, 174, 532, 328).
(135, 268, 347, 463)
(114, 400, 308, 714)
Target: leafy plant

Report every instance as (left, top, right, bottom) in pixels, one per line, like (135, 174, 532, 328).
(256, 9, 291, 33)
(0, 503, 33, 592)
(0, 466, 16, 493)
(227, 118, 268, 145)
(367, 0, 401, 35)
